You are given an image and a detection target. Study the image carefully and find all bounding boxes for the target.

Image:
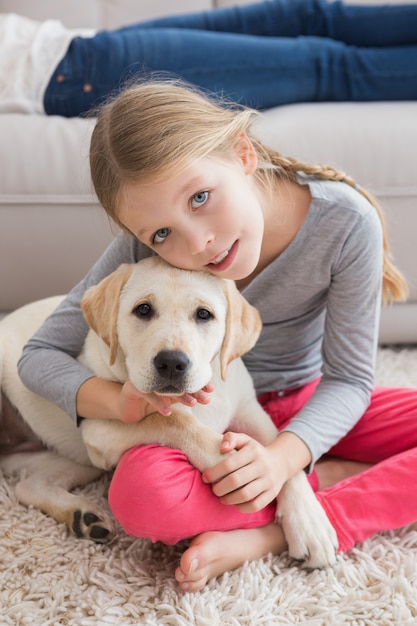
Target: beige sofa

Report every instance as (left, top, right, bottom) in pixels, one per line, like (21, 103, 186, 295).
(0, 0, 416, 344)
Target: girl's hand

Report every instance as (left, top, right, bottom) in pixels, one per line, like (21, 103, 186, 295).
(201, 432, 288, 513)
(118, 379, 215, 423)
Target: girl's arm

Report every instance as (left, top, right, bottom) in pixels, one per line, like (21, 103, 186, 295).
(283, 206, 383, 467)
(204, 194, 384, 509)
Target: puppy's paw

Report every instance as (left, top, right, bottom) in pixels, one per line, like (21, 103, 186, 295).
(71, 507, 116, 544)
(277, 472, 338, 569)
(279, 502, 338, 569)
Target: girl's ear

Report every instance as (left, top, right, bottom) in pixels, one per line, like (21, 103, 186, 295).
(234, 132, 258, 175)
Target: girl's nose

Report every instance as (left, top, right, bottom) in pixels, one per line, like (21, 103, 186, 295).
(186, 229, 214, 256)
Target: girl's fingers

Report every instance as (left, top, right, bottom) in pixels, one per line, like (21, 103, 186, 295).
(157, 383, 215, 410)
(152, 386, 214, 414)
(219, 477, 267, 507)
(212, 463, 258, 498)
(202, 433, 257, 484)
(220, 431, 250, 452)
(120, 380, 214, 420)
(235, 489, 275, 513)
(191, 382, 215, 405)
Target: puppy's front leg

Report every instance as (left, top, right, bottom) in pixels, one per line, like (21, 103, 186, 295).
(81, 410, 227, 473)
(230, 397, 279, 446)
(277, 471, 338, 568)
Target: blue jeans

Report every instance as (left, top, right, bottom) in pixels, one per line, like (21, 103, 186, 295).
(44, 0, 417, 117)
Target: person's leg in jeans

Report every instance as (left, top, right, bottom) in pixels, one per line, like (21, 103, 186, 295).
(44, 26, 417, 116)
(125, 0, 417, 47)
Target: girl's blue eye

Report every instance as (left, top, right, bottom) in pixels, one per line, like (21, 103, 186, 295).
(153, 227, 171, 245)
(191, 191, 208, 209)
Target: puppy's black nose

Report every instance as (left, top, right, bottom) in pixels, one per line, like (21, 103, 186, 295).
(153, 350, 191, 380)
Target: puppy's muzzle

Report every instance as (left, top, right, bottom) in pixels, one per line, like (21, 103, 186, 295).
(153, 350, 191, 382)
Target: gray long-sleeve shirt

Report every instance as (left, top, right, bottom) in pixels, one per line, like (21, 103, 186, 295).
(18, 176, 383, 465)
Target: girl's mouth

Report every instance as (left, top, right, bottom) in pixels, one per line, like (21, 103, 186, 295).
(207, 241, 238, 272)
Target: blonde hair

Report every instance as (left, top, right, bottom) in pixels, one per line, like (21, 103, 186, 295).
(90, 79, 408, 304)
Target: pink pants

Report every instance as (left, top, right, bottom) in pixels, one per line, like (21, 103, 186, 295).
(108, 381, 417, 552)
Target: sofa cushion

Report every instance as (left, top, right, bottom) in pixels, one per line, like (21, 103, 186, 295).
(0, 114, 114, 309)
(0, 0, 213, 29)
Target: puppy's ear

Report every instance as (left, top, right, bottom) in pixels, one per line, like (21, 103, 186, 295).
(81, 264, 134, 365)
(219, 280, 262, 380)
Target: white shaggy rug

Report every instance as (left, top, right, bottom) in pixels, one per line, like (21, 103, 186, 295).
(1, 346, 417, 626)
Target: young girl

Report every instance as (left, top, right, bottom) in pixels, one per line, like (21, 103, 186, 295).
(18, 80, 417, 594)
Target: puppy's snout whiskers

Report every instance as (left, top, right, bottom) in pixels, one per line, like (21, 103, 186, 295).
(153, 350, 191, 380)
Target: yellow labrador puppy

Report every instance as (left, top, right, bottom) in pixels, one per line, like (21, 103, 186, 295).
(0, 257, 337, 565)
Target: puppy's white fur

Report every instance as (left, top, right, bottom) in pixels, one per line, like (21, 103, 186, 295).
(0, 257, 337, 565)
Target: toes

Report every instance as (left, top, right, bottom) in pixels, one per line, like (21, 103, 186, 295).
(175, 568, 207, 593)
(179, 579, 207, 593)
(72, 509, 114, 543)
(175, 564, 208, 593)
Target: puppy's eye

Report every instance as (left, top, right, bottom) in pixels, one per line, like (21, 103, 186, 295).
(196, 308, 213, 322)
(133, 303, 152, 318)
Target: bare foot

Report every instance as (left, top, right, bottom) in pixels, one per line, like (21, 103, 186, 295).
(315, 456, 373, 490)
(175, 523, 287, 593)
